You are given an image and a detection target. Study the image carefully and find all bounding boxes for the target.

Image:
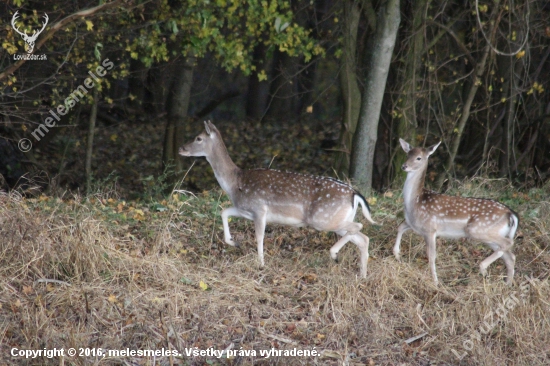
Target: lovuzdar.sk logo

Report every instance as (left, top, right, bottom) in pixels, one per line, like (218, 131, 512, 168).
(11, 10, 48, 60)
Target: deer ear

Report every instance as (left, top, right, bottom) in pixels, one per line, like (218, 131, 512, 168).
(204, 120, 212, 135)
(204, 120, 218, 135)
(427, 141, 441, 156)
(399, 138, 411, 153)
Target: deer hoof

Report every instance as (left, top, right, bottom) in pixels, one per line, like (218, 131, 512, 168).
(479, 265, 488, 277)
(226, 238, 239, 247)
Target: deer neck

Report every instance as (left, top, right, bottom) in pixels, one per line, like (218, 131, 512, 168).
(403, 165, 427, 209)
(206, 139, 241, 197)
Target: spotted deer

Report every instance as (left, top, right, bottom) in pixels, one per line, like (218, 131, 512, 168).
(394, 138, 519, 285)
(179, 121, 375, 277)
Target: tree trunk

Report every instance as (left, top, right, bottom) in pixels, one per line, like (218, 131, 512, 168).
(86, 88, 98, 193)
(436, 44, 490, 188)
(349, 0, 401, 194)
(265, 50, 297, 121)
(162, 56, 195, 175)
(392, 0, 428, 181)
(335, 0, 362, 176)
(246, 43, 270, 120)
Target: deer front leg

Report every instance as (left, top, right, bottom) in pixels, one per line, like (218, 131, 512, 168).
(221, 207, 242, 247)
(253, 209, 268, 268)
(394, 221, 411, 261)
(424, 232, 439, 286)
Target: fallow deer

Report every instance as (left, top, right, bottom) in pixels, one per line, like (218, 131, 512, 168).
(179, 121, 375, 277)
(394, 138, 519, 285)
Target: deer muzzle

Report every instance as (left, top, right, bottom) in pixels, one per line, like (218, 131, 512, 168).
(178, 147, 188, 156)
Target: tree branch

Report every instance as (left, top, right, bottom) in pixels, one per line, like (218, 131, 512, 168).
(0, 0, 123, 82)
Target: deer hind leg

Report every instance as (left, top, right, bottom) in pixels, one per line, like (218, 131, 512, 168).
(328, 222, 362, 262)
(221, 207, 242, 247)
(424, 232, 439, 285)
(479, 250, 504, 277)
(501, 251, 516, 285)
(329, 231, 352, 263)
(479, 237, 515, 284)
(394, 221, 411, 261)
(253, 209, 268, 268)
(350, 232, 370, 278)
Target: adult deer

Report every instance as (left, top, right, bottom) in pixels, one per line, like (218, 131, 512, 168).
(179, 121, 375, 277)
(394, 138, 519, 285)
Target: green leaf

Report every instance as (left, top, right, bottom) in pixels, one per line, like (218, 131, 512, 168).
(180, 277, 193, 285)
(275, 17, 281, 32)
(94, 43, 103, 61)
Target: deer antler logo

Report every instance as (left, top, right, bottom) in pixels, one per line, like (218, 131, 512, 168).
(11, 11, 49, 54)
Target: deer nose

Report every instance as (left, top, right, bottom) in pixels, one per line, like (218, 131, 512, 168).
(402, 164, 407, 171)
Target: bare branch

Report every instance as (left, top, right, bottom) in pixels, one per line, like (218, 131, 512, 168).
(0, 0, 123, 82)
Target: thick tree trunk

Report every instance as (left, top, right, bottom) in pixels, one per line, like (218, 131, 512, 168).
(335, 0, 362, 176)
(162, 56, 195, 175)
(349, 0, 400, 194)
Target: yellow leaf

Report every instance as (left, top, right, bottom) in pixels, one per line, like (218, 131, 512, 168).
(258, 70, 267, 81)
(21, 125, 27, 131)
(85, 20, 93, 31)
(516, 50, 525, 59)
(199, 281, 208, 290)
(108, 294, 117, 303)
(306, 105, 313, 113)
(110, 134, 118, 142)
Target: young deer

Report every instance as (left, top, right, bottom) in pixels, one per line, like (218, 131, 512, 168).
(394, 139, 519, 285)
(179, 121, 375, 277)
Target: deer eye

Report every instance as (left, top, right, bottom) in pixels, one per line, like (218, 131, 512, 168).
(416, 157, 422, 161)
(196, 137, 202, 142)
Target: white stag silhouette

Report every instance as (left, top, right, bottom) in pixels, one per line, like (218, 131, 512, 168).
(11, 11, 49, 54)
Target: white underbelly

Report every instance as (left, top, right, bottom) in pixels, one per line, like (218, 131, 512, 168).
(407, 215, 468, 239)
(266, 212, 305, 227)
(436, 219, 468, 238)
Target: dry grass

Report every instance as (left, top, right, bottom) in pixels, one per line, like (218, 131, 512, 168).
(0, 179, 549, 366)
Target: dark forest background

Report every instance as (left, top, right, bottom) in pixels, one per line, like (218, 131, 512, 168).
(1, 0, 549, 198)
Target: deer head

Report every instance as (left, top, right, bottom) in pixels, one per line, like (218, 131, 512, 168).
(11, 11, 49, 54)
